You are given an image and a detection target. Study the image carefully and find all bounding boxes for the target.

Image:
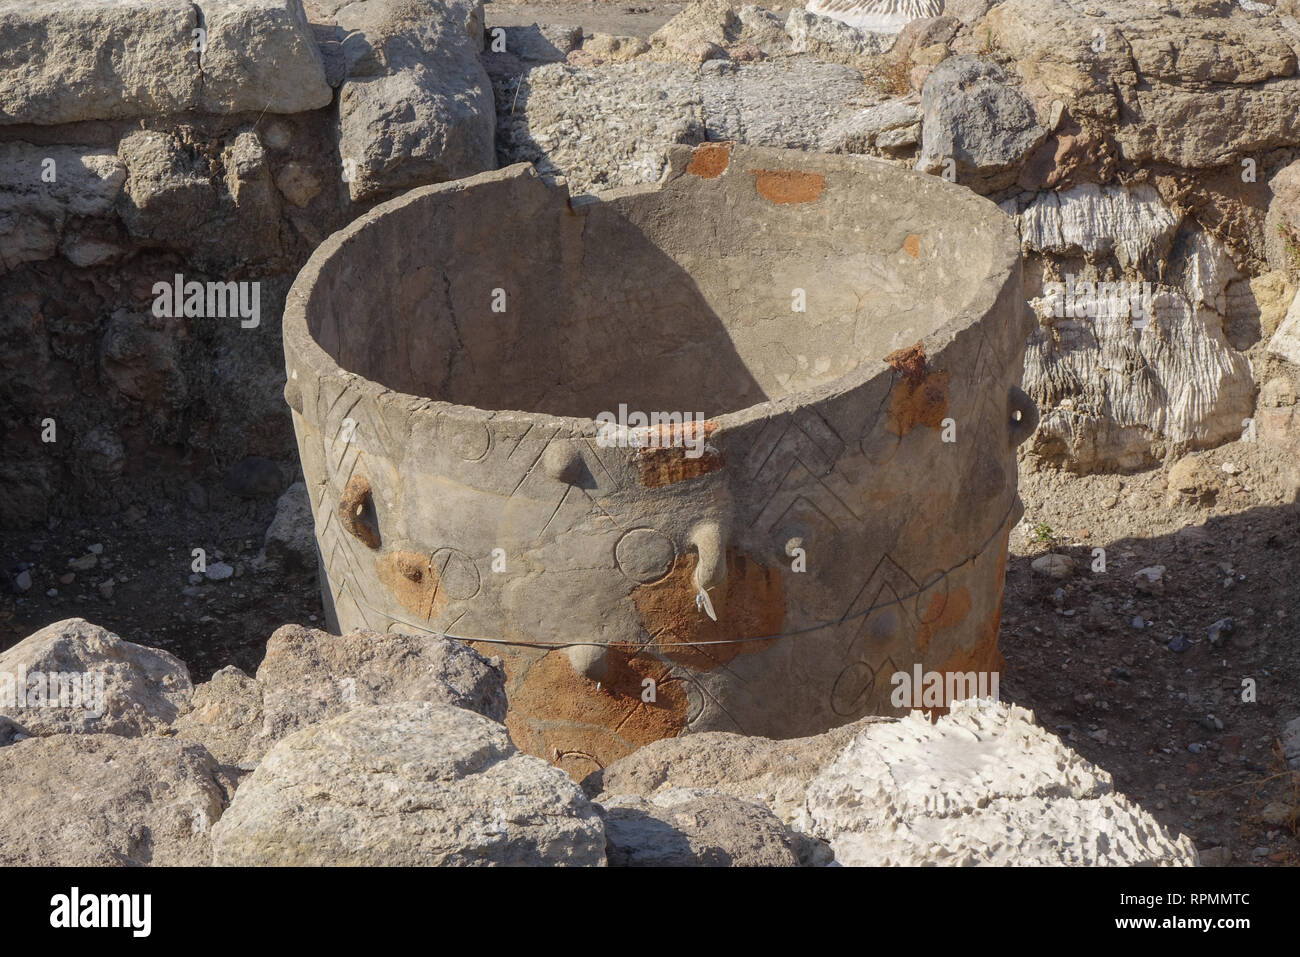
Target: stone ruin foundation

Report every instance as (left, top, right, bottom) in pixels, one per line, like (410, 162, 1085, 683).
(284, 142, 1038, 776)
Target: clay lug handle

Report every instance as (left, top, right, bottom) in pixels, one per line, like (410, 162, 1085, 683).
(1008, 386, 1038, 447)
(690, 521, 726, 621)
(566, 643, 609, 682)
(338, 473, 381, 549)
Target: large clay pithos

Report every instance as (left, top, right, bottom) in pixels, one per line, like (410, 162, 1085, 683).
(283, 143, 1035, 778)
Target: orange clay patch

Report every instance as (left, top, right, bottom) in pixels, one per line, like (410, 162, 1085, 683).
(751, 168, 826, 205)
(914, 586, 972, 657)
(902, 234, 920, 258)
(490, 643, 692, 779)
(884, 341, 949, 436)
(924, 524, 1011, 718)
(633, 550, 785, 671)
(632, 420, 724, 487)
(924, 595, 1007, 718)
(374, 550, 447, 621)
(686, 141, 732, 178)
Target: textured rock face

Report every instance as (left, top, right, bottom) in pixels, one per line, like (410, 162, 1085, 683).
(174, 624, 507, 766)
(0, 618, 193, 737)
(211, 702, 607, 866)
(821, 98, 922, 156)
(1265, 159, 1300, 279)
(197, 0, 333, 114)
(597, 788, 803, 866)
(172, 665, 264, 768)
(0, 0, 330, 125)
(498, 62, 701, 192)
(785, 9, 892, 61)
(0, 734, 227, 866)
(1008, 185, 1256, 471)
(592, 698, 1195, 866)
(987, 0, 1300, 167)
(586, 717, 883, 824)
(1268, 288, 1300, 365)
(259, 481, 317, 571)
(1013, 184, 1181, 272)
(333, 0, 496, 201)
(0, 0, 199, 124)
(255, 624, 508, 738)
(800, 699, 1199, 865)
(498, 60, 876, 195)
(0, 142, 126, 271)
(916, 55, 1047, 191)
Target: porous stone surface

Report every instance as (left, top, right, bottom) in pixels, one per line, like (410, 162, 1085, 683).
(332, 0, 496, 201)
(172, 665, 265, 768)
(597, 788, 803, 866)
(582, 33, 652, 63)
(800, 698, 1198, 865)
(0, 618, 193, 737)
(259, 480, 317, 571)
(173, 624, 507, 766)
(586, 717, 883, 824)
(916, 55, 1047, 191)
(197, 0, 333, 114)
(986, 0, 1300, 167)
(0, 0, 199, 124)
(498, 61, 703, 192)
(0, 734, 227, 866)
(785, 9, 892, 61)
(0, 0, 330, 125)
(820, 98, 922, 155)
(0, 142, 126, 271)
(499, 58, 888, 193)
(210, 702, 607, 865)
(0, 715, 30, 746)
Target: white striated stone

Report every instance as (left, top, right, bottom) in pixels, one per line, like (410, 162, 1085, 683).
(1013, 184, 1182, 271)
(806, 0, 944, 34)
(801, 698, 1198, 866)
(1023, 285, 1255, 470)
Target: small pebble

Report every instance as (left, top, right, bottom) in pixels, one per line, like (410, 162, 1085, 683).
(1207, 617, 1234, 645)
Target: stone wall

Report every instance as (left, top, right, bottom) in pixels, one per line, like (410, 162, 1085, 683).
(0, 0, 495, 528)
